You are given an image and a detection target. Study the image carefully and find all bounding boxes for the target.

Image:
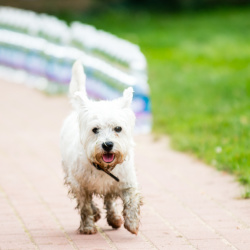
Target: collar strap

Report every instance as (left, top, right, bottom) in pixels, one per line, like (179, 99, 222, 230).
(92, 163, 120, 182)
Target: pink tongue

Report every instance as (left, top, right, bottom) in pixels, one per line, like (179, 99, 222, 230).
(103, 153, 114, 163)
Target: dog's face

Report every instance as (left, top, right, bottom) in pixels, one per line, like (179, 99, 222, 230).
(75, 89, 135, 171)
(78, 95, 135, 171)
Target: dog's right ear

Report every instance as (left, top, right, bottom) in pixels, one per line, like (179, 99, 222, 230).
(69, 60, 89, 110)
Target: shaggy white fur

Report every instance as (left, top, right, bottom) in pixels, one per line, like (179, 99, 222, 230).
(60, 60, 142, 235)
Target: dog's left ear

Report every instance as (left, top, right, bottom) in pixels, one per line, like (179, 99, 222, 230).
(121, 87, 134, 109)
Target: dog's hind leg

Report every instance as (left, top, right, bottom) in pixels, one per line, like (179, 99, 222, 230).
(104, 194, 123, 229)
(78, 192, 97, 234)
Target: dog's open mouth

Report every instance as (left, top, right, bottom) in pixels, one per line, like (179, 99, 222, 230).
(102, 153, 115, 163)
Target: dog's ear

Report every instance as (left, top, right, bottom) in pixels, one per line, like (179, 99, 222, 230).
(69, 59, 86, 96)
(70, 60, 89, 110)
(71, 91, 89, 110)
(121, 87, 134, 109)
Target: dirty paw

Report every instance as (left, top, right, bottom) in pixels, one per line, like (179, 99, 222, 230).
(124, 219, 139, 235)
(79, 226, 97, 234)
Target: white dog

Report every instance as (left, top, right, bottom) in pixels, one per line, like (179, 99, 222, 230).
(60, 60, 142, 235)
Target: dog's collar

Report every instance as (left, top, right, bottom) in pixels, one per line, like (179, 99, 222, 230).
(92, 163, 119, 182)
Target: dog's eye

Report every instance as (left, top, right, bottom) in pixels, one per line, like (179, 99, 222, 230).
(114, 126, 122, 133)
(92, 127, 99, 134)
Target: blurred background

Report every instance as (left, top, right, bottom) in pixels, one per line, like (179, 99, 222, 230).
(0, 0, 249, 12)
(0, 0, 249, 194)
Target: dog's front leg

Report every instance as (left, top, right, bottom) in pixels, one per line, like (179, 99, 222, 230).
(121, 188, 143, 235)
(78, 192, 97, 234)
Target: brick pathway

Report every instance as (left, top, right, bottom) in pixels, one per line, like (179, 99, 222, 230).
(0, 80, 250, 250)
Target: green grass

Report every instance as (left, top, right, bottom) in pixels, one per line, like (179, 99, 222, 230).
(59, 8, 250, 192)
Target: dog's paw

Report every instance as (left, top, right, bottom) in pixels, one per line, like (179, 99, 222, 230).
(107, 215, 123, 229)
(79, 226, 97, 235)
(124, 218, 139, 235)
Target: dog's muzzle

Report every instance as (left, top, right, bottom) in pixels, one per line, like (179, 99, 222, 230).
(94, 151, 124, 171)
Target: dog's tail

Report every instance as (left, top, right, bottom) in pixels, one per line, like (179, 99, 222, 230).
(69, 59, 86, 97)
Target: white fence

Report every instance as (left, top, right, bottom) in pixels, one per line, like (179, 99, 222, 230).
(0, 7, 151, 133)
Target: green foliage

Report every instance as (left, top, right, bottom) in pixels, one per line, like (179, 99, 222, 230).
(59, 8, 250, 191)
(121, 0, 249, 11)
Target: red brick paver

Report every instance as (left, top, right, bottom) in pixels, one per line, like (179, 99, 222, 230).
(0, 80, 250, 250)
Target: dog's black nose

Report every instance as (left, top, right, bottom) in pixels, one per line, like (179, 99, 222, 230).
(102, 141, 113, 152)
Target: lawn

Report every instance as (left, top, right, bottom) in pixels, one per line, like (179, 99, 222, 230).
(58, 8, 250, 194)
